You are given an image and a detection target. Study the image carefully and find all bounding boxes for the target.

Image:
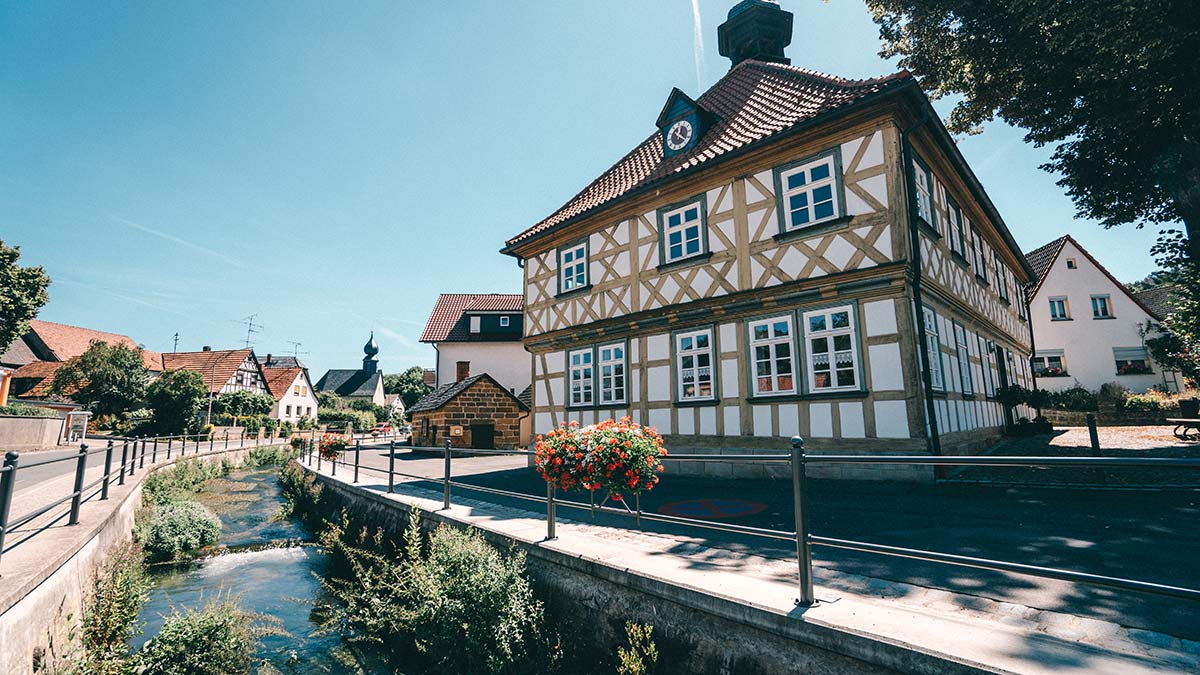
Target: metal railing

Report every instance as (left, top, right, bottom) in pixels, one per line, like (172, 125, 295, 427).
(0, 427, 406, 574)
(302, 436, 1200, 608)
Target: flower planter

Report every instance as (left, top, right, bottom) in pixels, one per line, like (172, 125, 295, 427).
(534, 417, 667, 500)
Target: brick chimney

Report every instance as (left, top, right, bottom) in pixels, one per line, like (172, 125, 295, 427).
(456, 361, 470, 382)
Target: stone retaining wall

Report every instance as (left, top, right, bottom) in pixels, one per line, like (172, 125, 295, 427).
(1042, 408, 1173, 427)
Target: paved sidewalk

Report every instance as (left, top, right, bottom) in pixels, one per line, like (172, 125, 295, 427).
(305, 451, 1200, 675)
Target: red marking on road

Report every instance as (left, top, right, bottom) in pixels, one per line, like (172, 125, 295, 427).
(657, 498, 767, 520)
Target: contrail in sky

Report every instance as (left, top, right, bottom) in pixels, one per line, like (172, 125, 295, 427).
(691, 0, 705, 92)
(113, 216, 249, 270)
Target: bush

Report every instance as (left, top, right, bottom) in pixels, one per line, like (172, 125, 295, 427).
(240, 444, 296, 469)
(319, 509, 554, 673)
(1098, 381, 1128, 407)
(994, 385, 1029, 408)
(135, 500, 221, 560)
(142, 459, 226, 505)
(617, 622, 658, 675)
(318, 407, 375, 431)
(1049, 386, 1098, 411)
(132, 599, 258, 675)
(75, 541, 149, 675)
(1123, 393, 1163, 412)
(0, 403, 60, 417)
(296, 415, 317, 430)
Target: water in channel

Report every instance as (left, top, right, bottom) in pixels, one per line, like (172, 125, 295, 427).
(133, 467, 384, 674)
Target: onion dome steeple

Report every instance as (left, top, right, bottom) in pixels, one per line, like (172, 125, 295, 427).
(717, 0, 793, 68)
(362, 331, 379, 373)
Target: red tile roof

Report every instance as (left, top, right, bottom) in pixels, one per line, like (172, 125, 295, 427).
(25, 319, 162, 370)
(503, 59, 911, 249)
(10, 360, 67, 399)
(420, 294, 524, 343)
(262, 367, 305, 401)
(161, 349, 256, 394)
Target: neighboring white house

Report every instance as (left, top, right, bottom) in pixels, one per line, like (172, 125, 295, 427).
(263, 366, 319, 423)
(1026, 235, 1181, 393)
(420, 294, 531, 396)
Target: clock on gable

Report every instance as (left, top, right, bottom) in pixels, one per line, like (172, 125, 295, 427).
(656, 87, 717, 158)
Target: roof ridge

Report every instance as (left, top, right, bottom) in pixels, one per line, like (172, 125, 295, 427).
(738, 59, 909, 89)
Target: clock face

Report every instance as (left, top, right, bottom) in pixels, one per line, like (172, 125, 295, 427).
(665, 119, 694, 151)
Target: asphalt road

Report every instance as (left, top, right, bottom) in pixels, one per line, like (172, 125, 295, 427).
(346, 442, 1200, 641)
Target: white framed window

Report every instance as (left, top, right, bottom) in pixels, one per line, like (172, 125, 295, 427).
(675, 329, 715, 401)
(748, 316, 796, 395)
(912, 159, 933, 228)
(977, 335, 996, 397)
(947, 198, 966, 256)
(469, 315, 481, 333)
(777, 154, 840, 231)
(1091, 294, 1112, 319)
(803, 306, 860, 392)
(996, 263, 1011, 302)
(660, 201, 705, 264)
(499, 315, 510, 327)
(954, 323, 974, 395)
(1066, 258, 1077, 269)
(568, 348, 593, 407)
(973, 229, 988, 279)
(1049, 297, 1069, 320)
(597, 343, 627, 404)
(293, 385, 300, 396)
(922, 307, 944, 392)
(1114, 347, 1151, 375)
(286, 405, 291, 415)
(560, 242, 588, 292)
(1032, 351, 1067, 377)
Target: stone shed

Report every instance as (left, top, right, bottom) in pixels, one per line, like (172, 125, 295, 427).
(409, 373, 529, 449)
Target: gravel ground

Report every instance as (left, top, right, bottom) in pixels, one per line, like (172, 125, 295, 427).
(948, 426, 1200, 487)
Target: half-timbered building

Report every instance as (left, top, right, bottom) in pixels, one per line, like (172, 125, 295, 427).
(501, 1, 1036, 479)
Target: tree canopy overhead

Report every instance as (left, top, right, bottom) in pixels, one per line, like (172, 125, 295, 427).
(865, 0, 1200, 258)
(0, 240, 51, 354)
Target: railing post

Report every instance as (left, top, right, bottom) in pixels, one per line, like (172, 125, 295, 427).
(546, 480, 557, 541)
(1087, 413, 1101, 451)
(69, 444, 88, 526)
(0, 451, 21, 571)
(209, 434, 214, 453)
(166, 437, 172, 460)
(353, 440, 361, 483)
(388, 440, 396, 493)
(331, 442, 338, 476)
(317, 440, 323, 472)
(224, 431, 230, 449)
(151, 438, 158, 464)
(791, 436, 814, 607)
(442, 439, 452, 510)
(138, 437, 146, 469)
(101, 440, 114, 500)
(119, 441, 129, 484)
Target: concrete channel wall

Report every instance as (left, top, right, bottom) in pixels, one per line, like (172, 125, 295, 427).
(309, 470, 995, 675)
(0, 444, 269, 675)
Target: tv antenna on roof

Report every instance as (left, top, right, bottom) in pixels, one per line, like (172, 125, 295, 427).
(285, 340, 309, 358)
(172, 332, 180, 353)
(242, 314, 262, 349)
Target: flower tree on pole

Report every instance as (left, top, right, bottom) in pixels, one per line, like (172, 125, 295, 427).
(534, 417, 667, 502)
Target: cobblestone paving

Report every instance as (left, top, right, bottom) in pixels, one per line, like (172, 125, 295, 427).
(949, 427, 1200, 487)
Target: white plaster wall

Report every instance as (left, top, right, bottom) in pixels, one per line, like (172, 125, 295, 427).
(437, 342, 532, 394)
(271, 371, 319, 422)
(1030, 240, 1169, 393)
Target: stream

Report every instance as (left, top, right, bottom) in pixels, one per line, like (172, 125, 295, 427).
(132, 467, 384, 674)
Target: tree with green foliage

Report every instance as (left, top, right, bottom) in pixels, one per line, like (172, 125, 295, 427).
(384, 366, 432, 408)
(51, 341, 149, 416)
(212, 390, 274, 421)
(317, 391, 344, 409)
(865, 1, 1200, 260)
(145, 369, 207, 434)
(1142, 233, 1199, 384)
(0, 240, 51, 354)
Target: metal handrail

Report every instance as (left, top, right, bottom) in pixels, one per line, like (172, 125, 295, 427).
(302, 435, 1200, 610)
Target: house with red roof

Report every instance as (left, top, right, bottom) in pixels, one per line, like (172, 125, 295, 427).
(263, 365, 318, 424)
(420, 293, 530, 396)
(1026, 235, 1183, 393)
(499, 1, 1037, 478)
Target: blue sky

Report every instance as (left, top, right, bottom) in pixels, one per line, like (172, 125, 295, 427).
(0, 1, 1167, 376)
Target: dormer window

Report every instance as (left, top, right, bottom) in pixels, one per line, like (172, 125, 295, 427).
(499, 315, 510, 328)
(658, 198, 708, 266)
(559, 241, 588, 293)
(775, 150, 843, 233)
(469, 316, 481, 333)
